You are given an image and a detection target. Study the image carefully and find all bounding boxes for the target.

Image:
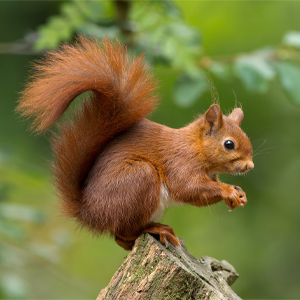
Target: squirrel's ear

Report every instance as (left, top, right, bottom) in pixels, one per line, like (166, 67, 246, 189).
(204, 104, 223, 135)
(228, 108, 244, 126)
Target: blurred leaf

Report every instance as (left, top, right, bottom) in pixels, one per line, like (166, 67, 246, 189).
(0, 183, 9, 202)
(35, 16, 73, 50)
(61, 2, 84, 27)
(0, 204, 45, 223)
(131, 1, 202, 80)
(169, 23, 198, 40)
(51, 229, 71, 248)
(78, 23, 119, 38)
(1, 274, 27, 299)
(29, 243, 59, 263)
(174, 71, 208, 107)
(0, 220, 25, 240)
(282, 31, 300, 49)
(0, 150, 8, 165)
(75, 0, 106, 22)
(234, 56, 275, 93)
(208, 62, 232, 81)
(275, 61, 300, 105)
(158, 0, 181, 16)
(163, 37, 177, 60)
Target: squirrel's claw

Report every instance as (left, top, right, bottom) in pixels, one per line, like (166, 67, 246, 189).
(142, 223, 181, 248)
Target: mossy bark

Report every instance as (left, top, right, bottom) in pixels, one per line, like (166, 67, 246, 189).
(97, 234, 242, 300)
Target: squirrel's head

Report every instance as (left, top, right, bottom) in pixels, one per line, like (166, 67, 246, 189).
(197, 104, 254, 175)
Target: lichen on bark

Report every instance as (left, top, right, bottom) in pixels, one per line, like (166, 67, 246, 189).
(97, 234, 242, 300)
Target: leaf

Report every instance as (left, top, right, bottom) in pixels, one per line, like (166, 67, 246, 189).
(159, 0, 181, 17)
(34, 17, 73, 50)
(78, 23, 119, 39)
(162, 37, 177, 60)
(0, 220, 25, 240)
(275, 61, 300, 105)
(61, 2, 83, 26)
(208, 62, 232, 81)
(0, 204, 45, 223)
(29, 243, 58, 263)
(1, 274, 27, 299)
(174, 71, 208, 107)
(51, 229, 71, 248)
(0, 183, 9, 202)
(234, 56, 275, 93)
(282, 31, 300, 49)
(49, 17, 73, 40)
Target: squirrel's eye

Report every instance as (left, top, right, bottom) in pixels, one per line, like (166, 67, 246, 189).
(224, 140, 235, 150)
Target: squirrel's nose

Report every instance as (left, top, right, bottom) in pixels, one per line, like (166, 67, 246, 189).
(244, 161, 254, 172)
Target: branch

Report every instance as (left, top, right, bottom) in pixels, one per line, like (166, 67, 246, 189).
(0, 33, 42, 55)
(114, 0, 134, 46)
(200, 47, 300, 68)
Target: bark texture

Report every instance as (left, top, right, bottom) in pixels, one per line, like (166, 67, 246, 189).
(97, 234, 242, 300)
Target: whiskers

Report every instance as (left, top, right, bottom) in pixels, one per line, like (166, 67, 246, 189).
(252, 139, 275, 158)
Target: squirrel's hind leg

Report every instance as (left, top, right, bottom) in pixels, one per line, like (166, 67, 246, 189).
(141, 222, 181, 248)
(91, 159, 161, 249)
(115, 223, 180, 250)
(115, 235, 136, 250)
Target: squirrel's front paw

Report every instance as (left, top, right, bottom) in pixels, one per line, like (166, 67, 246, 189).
(223, 185, 247, 211)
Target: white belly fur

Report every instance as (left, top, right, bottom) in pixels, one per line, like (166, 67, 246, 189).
(150, 183, 180, 222)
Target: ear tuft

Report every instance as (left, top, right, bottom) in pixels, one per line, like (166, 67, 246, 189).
(228, 108, 244, 126)
(204, 104, 223, 134)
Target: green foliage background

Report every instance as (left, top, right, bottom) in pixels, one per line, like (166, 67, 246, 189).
(1, 1, 300, 299)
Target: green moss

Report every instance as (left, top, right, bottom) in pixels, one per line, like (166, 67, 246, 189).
(146, 271, 166, 300)
(125, 236, 164, 292)
(162, 272, 202, 300)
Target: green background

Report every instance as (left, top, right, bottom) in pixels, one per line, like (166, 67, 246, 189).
(0, 1, 300, 299)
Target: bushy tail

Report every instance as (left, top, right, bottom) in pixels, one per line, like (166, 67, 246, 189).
(17, 37, 158, 219)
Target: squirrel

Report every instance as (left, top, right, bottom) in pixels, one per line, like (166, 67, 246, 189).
(17, 37, 254, 250)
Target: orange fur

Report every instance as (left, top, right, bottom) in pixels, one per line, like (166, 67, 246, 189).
(17, 37, 254, 250)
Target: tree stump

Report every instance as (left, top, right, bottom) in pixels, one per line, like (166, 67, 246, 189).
(97, 234, 242, 300)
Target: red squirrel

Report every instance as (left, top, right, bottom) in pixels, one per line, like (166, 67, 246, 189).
(17, 37, 254, 250)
